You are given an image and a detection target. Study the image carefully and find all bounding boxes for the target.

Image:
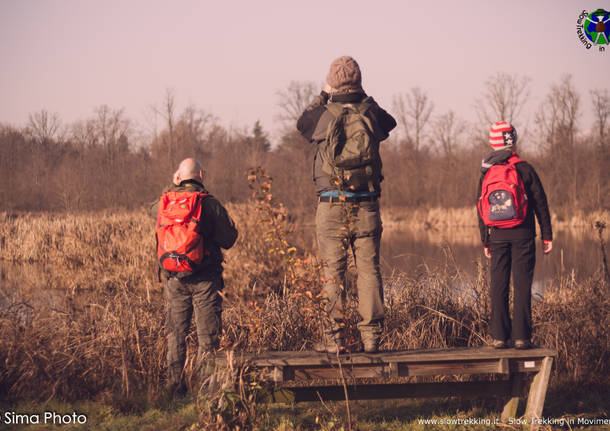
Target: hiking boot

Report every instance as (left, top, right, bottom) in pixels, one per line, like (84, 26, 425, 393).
(313, 331, 344, 354)
(313, 339, 344, 354)
(514, 339, 533, 350)
(363, 338, 379, 353)
(491, 339, 508, 349)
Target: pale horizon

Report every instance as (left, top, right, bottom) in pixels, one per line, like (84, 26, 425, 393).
(1, 0, 608, 144)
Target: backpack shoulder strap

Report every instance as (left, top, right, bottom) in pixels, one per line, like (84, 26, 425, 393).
(507, 155, 525, 166)
(357, 97, 375, 114)
(506, 151, 522, 163)
(325, 102, 346, 118)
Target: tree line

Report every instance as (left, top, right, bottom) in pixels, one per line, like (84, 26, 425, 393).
(0, 75, 607, 214)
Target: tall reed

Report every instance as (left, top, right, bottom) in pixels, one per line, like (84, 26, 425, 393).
(0, 200, 608, 405)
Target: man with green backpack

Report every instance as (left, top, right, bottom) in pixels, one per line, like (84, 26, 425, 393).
(297, 56, 396, 353)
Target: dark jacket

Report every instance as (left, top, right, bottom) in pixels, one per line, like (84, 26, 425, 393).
(477, 150, 553, 246)
(151, 179, 238, 278)
(297, 91, 397, 195)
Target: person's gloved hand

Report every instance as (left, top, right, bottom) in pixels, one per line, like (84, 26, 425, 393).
(543, 240, 553, 254)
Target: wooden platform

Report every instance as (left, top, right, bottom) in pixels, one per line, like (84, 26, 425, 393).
(221, 347, 556, 429)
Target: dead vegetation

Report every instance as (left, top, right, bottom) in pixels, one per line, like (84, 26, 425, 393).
(0, 179, 608, 408)
(381, 206, 610, 231)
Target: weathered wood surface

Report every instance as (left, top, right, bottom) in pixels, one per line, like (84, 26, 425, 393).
(219, 347, 556, 384)
(501, 374, 525, 421)
(525, 356, 554, 423)
(219, 347, 556, 428)
(230, 347, 557, 367)
(269, 380, 514, 403)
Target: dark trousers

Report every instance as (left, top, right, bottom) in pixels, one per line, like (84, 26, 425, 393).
(165, 273, 223, 385)
(489, 238, 536, 341)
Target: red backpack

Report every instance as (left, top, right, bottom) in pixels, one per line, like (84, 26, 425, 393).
(478, 155, 528, 228)
(156, 190, 208, 272)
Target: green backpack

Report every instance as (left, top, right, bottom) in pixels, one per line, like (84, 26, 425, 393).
(320, 101, 381, 193)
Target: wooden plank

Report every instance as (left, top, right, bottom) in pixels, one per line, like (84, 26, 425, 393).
(498, 358, 509, 374)
(396, 359, 506, 377)
(228, 347, 556, 368)
(292, 364, 391, 380)
(255, 358, 524, 383)
(501, 374, 524, 421)
(525, 356, 554, 429)
(269, 366, 283, 383)
(512, 359, 542, 373)
(270, 380, 513, 403)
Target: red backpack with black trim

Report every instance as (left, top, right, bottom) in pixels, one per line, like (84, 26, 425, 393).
(156, 190, 208, 272)
(478, 155, 528, 228)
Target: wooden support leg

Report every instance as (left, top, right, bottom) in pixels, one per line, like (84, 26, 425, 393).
(525, 356, 553, 430)
(501, 373, 524, 421)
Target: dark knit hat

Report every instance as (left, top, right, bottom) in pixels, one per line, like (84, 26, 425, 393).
(326, 56, 362, 93)
(489, 121, 518, 150)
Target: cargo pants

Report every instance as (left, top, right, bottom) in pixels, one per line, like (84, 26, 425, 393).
(316, 199, 384, 342)
(165, 273, 223, 385)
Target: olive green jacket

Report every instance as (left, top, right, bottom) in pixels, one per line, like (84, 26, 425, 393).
(151, 179, 238, 278)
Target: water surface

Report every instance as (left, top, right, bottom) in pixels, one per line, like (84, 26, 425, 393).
(381, 226, 606, 294)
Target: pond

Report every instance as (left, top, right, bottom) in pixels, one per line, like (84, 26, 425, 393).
(0, 224, 606, 306)
(380, 226, 607, 294)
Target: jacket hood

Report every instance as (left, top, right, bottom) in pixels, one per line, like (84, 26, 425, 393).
(481, 149, 517, 173)
(166, 179, 207, 193)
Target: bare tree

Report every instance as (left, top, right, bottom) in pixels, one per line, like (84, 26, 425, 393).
(589, 88, 610, 208)
(475, 72, 531, 125)
(175, 104, 215, 157)
(92, 105, 130, 168)
(535, 75, 582, 207)
(151, 89, 177, 170)
(590, 88, 609, 151)
(393, 87, 434, 151)
(275, 81, 317, 155)
(536, 75, 580, 153)
(275, 81, 319, 126)
(70, 119, 97, 150)
(26, 110, 62, 144)
(24, 110, 63, 189)
(434, 110, 465, 157)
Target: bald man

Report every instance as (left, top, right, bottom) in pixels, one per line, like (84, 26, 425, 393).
(152, 158, 238, 396)
(172, 158, 201, 186)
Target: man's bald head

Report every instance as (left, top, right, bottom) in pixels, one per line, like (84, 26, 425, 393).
(173, 158, 204, 185)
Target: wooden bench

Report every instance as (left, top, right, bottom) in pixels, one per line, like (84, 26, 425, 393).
(227, 347, 556, 429)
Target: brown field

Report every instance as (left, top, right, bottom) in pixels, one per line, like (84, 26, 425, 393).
(1, 194, 608, 411)
(380, 205, 610, 231)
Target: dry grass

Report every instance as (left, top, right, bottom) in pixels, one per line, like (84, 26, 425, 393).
(381, 206, 610, 232)
(0, 197, 608, 408)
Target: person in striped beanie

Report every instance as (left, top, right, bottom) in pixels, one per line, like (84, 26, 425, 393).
(489, 121, 518, 150)
(477, 121, 553, 349)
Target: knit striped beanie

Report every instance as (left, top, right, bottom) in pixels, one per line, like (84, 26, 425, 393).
(489, 121, 518, 150)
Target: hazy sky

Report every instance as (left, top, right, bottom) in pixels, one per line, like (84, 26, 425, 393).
(1, 1, 608, 143)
